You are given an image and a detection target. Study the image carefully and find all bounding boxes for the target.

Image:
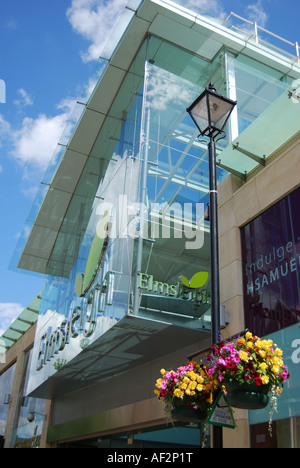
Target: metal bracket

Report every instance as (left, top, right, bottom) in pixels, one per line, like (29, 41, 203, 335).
(232, 142, 266, 166)
(217, 160, 247, 181)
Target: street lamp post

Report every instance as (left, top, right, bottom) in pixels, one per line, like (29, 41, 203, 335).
(187, 83, 237, 449)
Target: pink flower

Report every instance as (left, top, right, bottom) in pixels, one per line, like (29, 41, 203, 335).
(217, 358, 226, 366)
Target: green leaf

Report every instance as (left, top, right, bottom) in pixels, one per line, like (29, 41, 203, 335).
(180, 275, 190, 288)
(189, 272, 209, 289)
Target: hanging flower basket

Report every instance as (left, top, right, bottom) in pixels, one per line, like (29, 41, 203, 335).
(224, 379, 271, 410)
(171, 396, 209, 422)
(207, 331, 290, 431)
(155, 362, 213, 423)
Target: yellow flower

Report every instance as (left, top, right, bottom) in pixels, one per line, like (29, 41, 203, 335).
(154, 389, 160, 396)
(187, 371, 197, 381)
(259, 362, 268, 371)
(245, 332, 253, 340)
(156, 379, 162, 389)
(189, 381, 197, 390)
(197, 375, 204, 384)
(275, 348, 283, 357)
(160, 368, 166, 375)
(180, 383, 187, 390)
(183, 377, 190, 385)
(197, 384, 204, 392)
(262, 339, 273, 349)
(271, 366, 280, 374)
(259, 350, 266, 358)
(261, 375, 269, 385)
(239, 351, 249, 362)
(273, 357, 283, 367)
(174, 389, 184, 399)
(247, 341, 253, 349)
(238, 338, 246, 346)
(255, 340, 263, 349)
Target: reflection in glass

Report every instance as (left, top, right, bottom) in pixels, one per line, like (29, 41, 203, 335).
(0, 363, 16, 438)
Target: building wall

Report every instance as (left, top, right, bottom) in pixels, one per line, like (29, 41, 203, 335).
(2, 135, 299, 449)
(46, 134, 300, 448)
(218, 131, 300, 448)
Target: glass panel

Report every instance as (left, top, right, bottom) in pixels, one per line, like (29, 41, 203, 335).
(241, 187, 300, 428)
(130, 54, 218, 332)
(0, 363, 16, 439)
(241, 187, 300, 335)
(231, 52, 292, 135)
(11, 348, 46, 448)
(26, 40, 147, 397)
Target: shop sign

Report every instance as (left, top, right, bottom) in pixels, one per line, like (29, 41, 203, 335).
(36, 211, 114, 371)
(138, 271, 210, 308)
(241, 187, 300, 335)
(36, 269, 115, 371)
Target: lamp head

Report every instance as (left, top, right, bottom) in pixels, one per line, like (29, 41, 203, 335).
(187, 83, 237, 139)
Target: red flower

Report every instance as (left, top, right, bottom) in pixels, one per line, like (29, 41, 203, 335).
(160, 390, 167, 397)
(226, 362, 236, 370)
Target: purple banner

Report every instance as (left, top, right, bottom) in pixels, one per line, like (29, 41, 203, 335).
(241, 187, 300, 336)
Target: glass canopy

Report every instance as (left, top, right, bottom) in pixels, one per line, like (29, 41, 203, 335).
(0, 294, 41, 354)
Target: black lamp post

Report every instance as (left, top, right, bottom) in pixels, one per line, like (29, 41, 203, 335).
(187, 83, 237, 449)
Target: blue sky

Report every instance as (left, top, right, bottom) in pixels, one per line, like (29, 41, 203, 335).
(0, 0, 299, 335)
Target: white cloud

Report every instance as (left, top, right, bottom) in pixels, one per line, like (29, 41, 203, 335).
(146, 67, 195, 111)
(246, 0, 268, 28)
(10, 99, 74, 172)
(14, 88, 33, 108)
(66, 0, 128, 62)
(0, 114, 11, 144)
(66, 0, 228, 63)
(0, 303, 24, 336)
(177, 0, 226, 20)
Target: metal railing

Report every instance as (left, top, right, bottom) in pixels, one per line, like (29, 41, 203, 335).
(223, 12, 300, 64)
